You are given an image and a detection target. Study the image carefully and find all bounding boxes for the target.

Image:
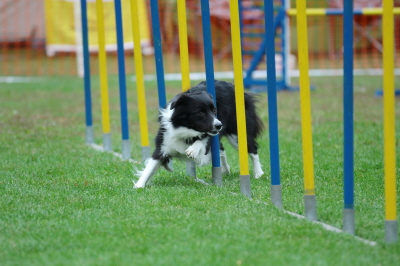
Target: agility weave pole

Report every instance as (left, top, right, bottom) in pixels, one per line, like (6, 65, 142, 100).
(295, 0, 317, 222)
(287, 7, 400, 15)
(129, 0, 151, 161)
(342, 0, 355, 236)
(95, 0, 112, 152)
(263, 0, 283, 208)
(382, 0, 398, 244)
(114, 0, 131, 160)
(149, 0, 167, 108)
(199, 0, 223, 187)
(177, 0, 197, 178)
(229, 0, 251, 198)
(80, 0, 94, 146)
(177, 0, 190, 92)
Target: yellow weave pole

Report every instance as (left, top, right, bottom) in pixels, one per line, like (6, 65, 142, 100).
(95, 0, 112, 151)
(382, 0, 398, 244)
(287, 8, 326, 16)
(177, 0, 196, 178)
(177, 0, 190, 92)
(363, 7, 400, 15)
(229, 0, 251, 197)
(287, 7, 400, 16)
(296, 0, 316, 220)
(130, 0, 150, 160)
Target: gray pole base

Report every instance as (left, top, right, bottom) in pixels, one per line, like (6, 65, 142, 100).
(141, 146, 151, 161)
(385, 220, 398, 244)
(271, 185, 283, 209)
(240, 175, 251, 199)
(212, 167, 222, 187)
(86, 126, 94, 145)
(186, 161, 196, 178)
(121, 139, 131, 160)
(103, 133, 112, 152)
(343, 208, 355, 235)
(304, 194, 317, 221)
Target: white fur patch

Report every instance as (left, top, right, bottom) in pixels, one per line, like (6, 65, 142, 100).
(220, 150, 230, 174)
(249, 153, 264, 179)
(159, 104, 206, 158)
(186, 140, 204, 159)
(134, 158, 161, 188)
(185, 140, 211, 166)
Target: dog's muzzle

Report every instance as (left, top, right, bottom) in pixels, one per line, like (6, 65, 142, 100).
(209, 119, 223, 136)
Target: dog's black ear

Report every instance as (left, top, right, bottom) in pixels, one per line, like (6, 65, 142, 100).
(170, 93, 190, 110)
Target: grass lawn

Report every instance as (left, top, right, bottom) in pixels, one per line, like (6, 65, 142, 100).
(1, 75, 400, 265)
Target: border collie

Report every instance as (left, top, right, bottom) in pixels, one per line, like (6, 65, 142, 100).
(134, 80, 264, 188)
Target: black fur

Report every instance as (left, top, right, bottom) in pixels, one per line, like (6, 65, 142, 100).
(134, 80, 265, 188)
(196, 80, 264, 153)
(152, 80, 263, 170)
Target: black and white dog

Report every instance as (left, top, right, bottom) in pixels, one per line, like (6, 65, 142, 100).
(134, 80, 264, 188)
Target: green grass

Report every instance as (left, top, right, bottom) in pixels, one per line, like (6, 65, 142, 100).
(1, 75, 400, 265)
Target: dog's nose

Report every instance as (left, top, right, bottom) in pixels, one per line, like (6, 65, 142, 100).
(215, 122, 223, 131)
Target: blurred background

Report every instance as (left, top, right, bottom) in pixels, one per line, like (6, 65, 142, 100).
(1, 0, 400, 78)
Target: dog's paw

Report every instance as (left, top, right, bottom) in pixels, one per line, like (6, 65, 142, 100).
(221, 164, 231, 175)
(185, 146, 196, 159)
(133, 180, 142, 188)
(185, 141, 204, 160)
(254, 168, 264, 179)
(194, 177, 209, 185)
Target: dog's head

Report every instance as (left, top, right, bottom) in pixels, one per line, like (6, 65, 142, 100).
(169, 90, 222, 136)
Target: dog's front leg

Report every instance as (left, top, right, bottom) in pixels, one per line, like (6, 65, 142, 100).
(134, 158, 162, 188)
(185, 140, 206, 164)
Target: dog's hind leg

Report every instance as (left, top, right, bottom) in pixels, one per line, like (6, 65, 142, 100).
(227, 133, 264, 178)
(219, 142, 230, 175)
(134, 158, 162, 188)
(249, 153, 264, 179)
(247, 138, 264, 179)
(227, 134, 239, 150)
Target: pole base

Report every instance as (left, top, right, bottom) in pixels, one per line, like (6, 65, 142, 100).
(343, 208, 355, 235)
(186, 161, 196, 178)
(212, 167, 222, 187)
(86, 126, 94, 145)
(385, 220, 398, 244)
(271, 185, 283, 209)
(304, 194, 317, 221)
(240, 175, 251, 198)
(103, 133, 112, 152)
(121, 139, 131, 160)
(141, 146, 151, 161)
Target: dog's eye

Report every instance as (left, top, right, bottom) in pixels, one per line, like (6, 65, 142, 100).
(198, 112, 204, 116)
(213, 109, 217, 114)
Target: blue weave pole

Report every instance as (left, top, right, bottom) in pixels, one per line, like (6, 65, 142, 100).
(149, 0, 167, 108)
(200, 0, 222, 186)
(114, 0, 130, 160)
(80, 0, 93, 144)
(263, 0, 282, 208)
(343, 0, 355, 235)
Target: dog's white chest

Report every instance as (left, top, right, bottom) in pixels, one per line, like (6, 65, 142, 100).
(159, 105, 212, 165)
(161, 131, 211, 166)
